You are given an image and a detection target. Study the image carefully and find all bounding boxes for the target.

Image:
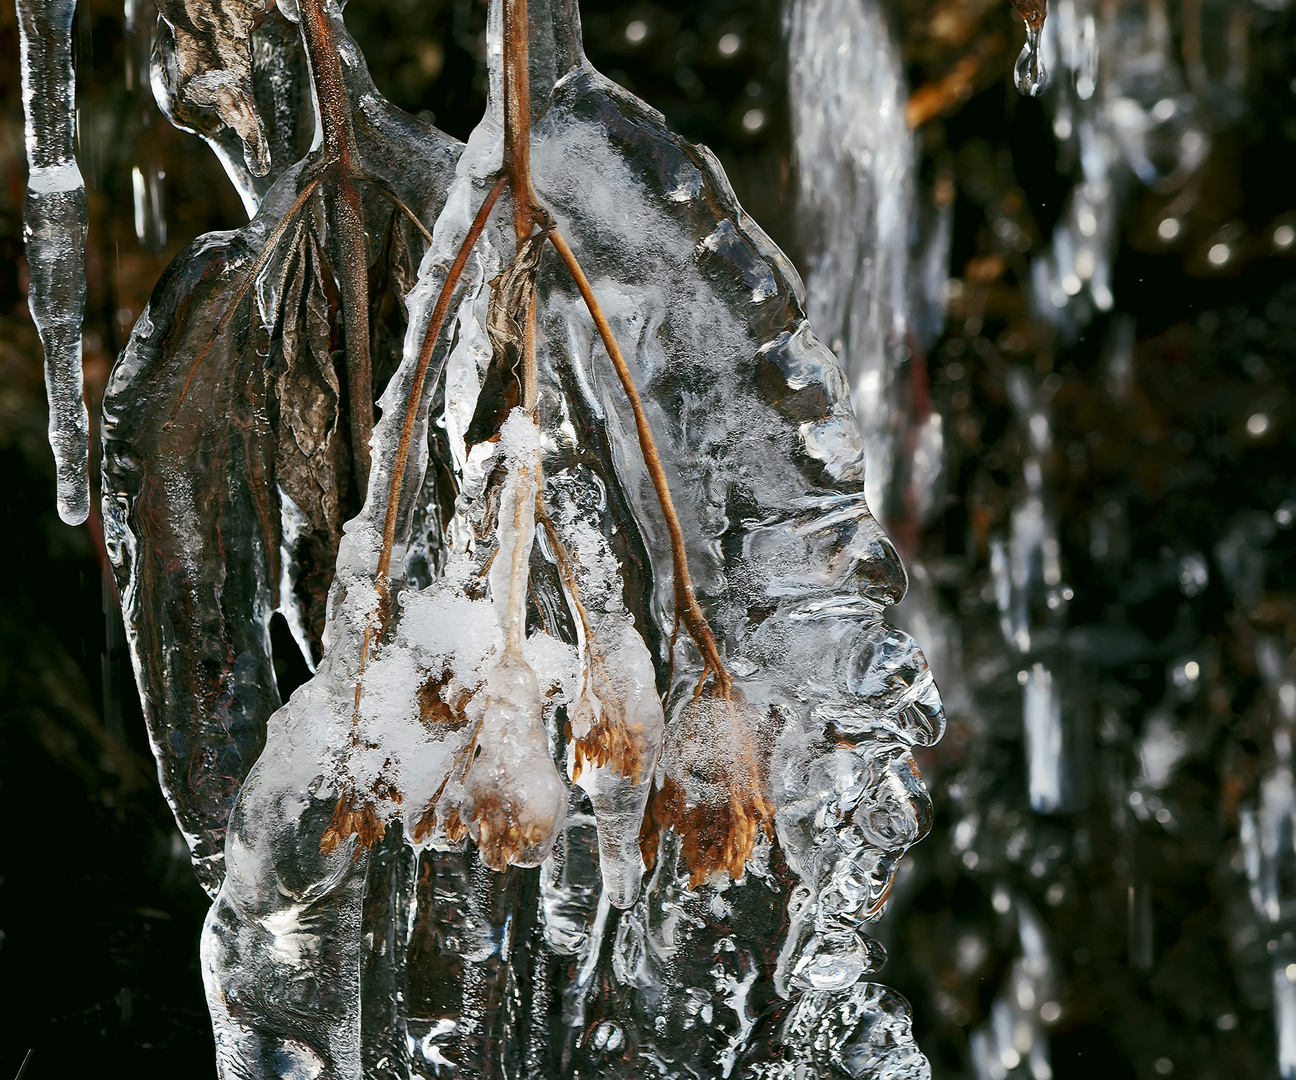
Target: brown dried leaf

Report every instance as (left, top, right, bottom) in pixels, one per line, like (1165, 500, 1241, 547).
(463, 233, 548, 447)
(154, 0, 270, 175)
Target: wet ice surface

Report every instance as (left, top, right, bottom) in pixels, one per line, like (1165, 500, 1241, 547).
(17, 0, 90, 525)
(786, 0, 912, 522)
(182, 0, 945, 1074)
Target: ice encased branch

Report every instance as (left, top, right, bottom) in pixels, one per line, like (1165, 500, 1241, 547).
(18, 0, 90, 525)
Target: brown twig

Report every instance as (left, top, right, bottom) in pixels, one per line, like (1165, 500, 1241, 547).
(357, 176, 435, 244)
(339, 0, 737, 864)
(298, 0, 375, 496)
(906, 34, 1005, 129)
(503, 0, 540, 246)
(545, 228, 732, 695)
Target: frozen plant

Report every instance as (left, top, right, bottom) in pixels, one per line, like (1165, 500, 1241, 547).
(14, 0, 950, 1072)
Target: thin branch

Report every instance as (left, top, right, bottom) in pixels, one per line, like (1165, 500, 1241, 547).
(545, 227, 732, 695)
(503, 0, 540, 245)
(536, 505, 593, 640)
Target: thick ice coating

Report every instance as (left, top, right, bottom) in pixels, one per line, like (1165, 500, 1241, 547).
(102, 8, 462, 896)
(104, 0, 947, 1074)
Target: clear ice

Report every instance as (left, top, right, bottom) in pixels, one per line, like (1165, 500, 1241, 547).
(1029, 0, 1209, 334)
(1014, 25, 1048, 98)
(17, 0, 90, 525)
(785, 0, 913, 521)
(100, 0, 944, 1074)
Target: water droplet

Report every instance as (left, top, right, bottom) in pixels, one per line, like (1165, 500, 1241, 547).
(1014, 25, 1048, 97)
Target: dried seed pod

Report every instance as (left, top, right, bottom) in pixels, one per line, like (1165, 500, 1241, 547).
(464, 651, 567, 870)
(649, 685, 775, 888)
(570, 629, 655, 786)
(320, 767, 400, 858)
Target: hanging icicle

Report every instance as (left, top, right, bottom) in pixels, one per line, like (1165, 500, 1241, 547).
(17, 0, 90, 526)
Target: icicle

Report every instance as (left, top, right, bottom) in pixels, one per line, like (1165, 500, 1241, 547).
(565, 618, 663, 908)
(18, 0, 90, 525)
(1023, 662, 1064, 813)
(1010, 0, 1050, 97)
(1014, 24, 1048, 97)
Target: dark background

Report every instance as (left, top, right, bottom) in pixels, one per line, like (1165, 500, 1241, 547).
(1, 0, 1295, 1076)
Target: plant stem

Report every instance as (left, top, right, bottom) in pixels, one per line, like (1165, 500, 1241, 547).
(503, 0, 539, 245)
(370, 0, 732, 698)
(545, 228, 732, 695)
(298, 0, 375, 497)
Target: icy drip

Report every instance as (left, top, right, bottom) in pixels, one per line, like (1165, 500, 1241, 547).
(553, 509, 666, 910)
(968, 898, 1058, 1080)
(785, 0, 913, 519)
(1029, 0, 1209, 335)
(1238, 641, 1296, 1077)
(126, 0, 167, 249)
(18, 0, 90, 526)
(1014, 24, 1048, 97)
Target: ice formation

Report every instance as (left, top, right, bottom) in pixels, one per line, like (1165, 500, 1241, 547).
(17, 0, 90, 525)
(785, 0, 913, 522)
(1010, 0, 1049, 97)
(1028, 0, 1210, 334)
(103, 5, 462, 894)
(96, 0, 946, 1072)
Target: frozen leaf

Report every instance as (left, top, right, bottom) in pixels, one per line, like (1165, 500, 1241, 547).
(152, 6, 314, 214)
(103, 12, 461, 894)
(154, 0, 271, 177)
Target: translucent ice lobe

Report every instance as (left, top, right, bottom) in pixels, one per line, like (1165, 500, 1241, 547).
(18, 0, 90, 525)
(464, 415, 567, 870)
